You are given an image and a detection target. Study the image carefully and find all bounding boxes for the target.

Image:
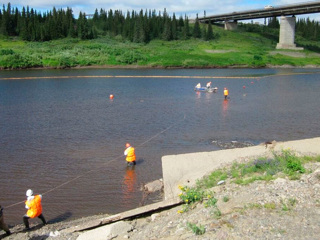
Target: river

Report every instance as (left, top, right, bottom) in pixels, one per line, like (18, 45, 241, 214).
(1, 68, 320, 225)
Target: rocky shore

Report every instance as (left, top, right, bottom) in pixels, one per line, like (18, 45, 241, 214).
(2, 138, 320, 240)
(2, 160, 320, 240)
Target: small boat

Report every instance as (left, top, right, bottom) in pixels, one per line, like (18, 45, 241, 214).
(194, 87, 218, 93)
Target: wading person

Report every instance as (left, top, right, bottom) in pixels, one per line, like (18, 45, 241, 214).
(224, 87, 229, 100)
(23, 189, 46, 230)
(124, 143, 136, 166)
(0, 205, 11, 236)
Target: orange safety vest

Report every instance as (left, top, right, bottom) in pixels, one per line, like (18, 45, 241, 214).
(224, 89, 229, 96)
(125, 147, 136, 162)
(25, 195, 42, 218)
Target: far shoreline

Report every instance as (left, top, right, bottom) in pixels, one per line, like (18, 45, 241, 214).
(1, 63, 320, 72)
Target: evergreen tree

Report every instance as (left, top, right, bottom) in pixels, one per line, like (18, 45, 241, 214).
(18, 7, 28, 40)
(171, 13, 177, 40)
(202, 24, 207, 40)
(182, 14, 189, 40)
(268, 17, 279, 28)
(137, 10, 146, 43)
(0, 9, 2, 29)
(133, 12, 141, 42)
(68, 15, 76, 38)
(162, 10, 172, 41)
(178, 15, 184, 31)
(1, 4, 8, 36)
(193, 16, 201, 38)
(206, 21, 214, 40)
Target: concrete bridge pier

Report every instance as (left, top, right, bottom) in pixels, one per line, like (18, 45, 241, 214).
(276, 16, 303, 50)
(224, 21, 238, 30)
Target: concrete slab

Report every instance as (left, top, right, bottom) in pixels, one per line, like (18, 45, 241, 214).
(77, 221, 132, 240)
(162, 137, 320, 200)
(62, 197, 181, 233)
(100, 197, 181, 225)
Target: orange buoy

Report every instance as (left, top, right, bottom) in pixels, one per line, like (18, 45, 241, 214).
(109, 94, 114, 100)
(243, 85, 246, 89)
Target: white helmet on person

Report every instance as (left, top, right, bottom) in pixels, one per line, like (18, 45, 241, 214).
(26, 189, 33, 197)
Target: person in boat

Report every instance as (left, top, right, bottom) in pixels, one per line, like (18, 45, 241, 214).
(0, 205, 11, 236)
(224, 87, 229, 100)
(23, 189, 47, 230)
(206, 81, 212, 89)
(195, 83, 201, 89)
(124, 143, 136, 166)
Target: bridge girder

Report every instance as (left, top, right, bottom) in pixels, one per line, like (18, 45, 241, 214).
(199, 2, 320, 23)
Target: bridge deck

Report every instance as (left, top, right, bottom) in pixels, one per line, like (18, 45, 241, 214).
(200, 1, 320, 23)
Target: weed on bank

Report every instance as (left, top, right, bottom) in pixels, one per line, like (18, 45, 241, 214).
(179, 150, 320, 207)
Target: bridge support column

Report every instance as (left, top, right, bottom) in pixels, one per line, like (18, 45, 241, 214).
(224, 21, 237, 30)
(276, 16, 303, 50)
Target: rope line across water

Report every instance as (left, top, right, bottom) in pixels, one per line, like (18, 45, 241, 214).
(4, 113, 186, 209)
(0, 75, 260, 80)
(1, 71, 320, 81)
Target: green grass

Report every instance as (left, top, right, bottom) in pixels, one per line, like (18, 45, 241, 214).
(179, 150, 319, 208)
(195, 149, 312, 188)
(186, 222, 206, 235)
(1, 24, 320, 69)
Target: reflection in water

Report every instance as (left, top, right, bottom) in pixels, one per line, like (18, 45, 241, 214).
(195, 91, 201, 99)
(122, 166, 137, 205)
(222, 99, 229, 118)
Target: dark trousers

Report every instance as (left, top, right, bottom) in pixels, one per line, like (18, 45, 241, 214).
(0, 215, 10, 235)
(127, 161, 136, 166)
(23, 214, 46, 228)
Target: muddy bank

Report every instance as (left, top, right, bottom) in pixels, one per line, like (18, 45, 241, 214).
(1, 63, 320, 72)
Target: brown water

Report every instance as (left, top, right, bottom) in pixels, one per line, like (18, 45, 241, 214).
(1, 68, 320, 225)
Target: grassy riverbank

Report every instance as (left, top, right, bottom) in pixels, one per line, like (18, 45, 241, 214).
(1, 25, 320, 69)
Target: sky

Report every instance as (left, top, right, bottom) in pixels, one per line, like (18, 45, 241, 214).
(4, 0, 320, 21)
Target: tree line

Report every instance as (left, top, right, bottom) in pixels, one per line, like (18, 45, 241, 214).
(0, 3, 215, 42)
(241, 16, 320, 42)
(1, 3, 320, 43)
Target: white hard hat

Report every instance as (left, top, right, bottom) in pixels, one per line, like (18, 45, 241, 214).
(26, 189, 33, 197)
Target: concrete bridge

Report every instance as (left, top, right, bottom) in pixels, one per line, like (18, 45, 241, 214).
(199, 1, 320, 50)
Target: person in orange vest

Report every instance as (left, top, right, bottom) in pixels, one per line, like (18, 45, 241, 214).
(124, 143, 136, 166)
(224, 87, 229, 100)
(0, 205, 11, 236)
(23, 189, 46, 230)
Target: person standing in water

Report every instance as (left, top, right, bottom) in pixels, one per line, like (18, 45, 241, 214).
(124, 143, 136, 166)
(224, 87, 229, 100)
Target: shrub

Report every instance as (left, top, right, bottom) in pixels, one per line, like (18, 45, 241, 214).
(0, 48, 14, 55)
(186, 222, 206, 235)
(179, 186, 204, 204)
(223, 196, 230, 202)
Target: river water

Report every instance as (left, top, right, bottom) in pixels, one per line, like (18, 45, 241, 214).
(1, 68, 320, 225)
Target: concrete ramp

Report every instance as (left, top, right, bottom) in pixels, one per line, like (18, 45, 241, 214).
(162, 137, 320, 200)
(62, 197, 181, 234)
